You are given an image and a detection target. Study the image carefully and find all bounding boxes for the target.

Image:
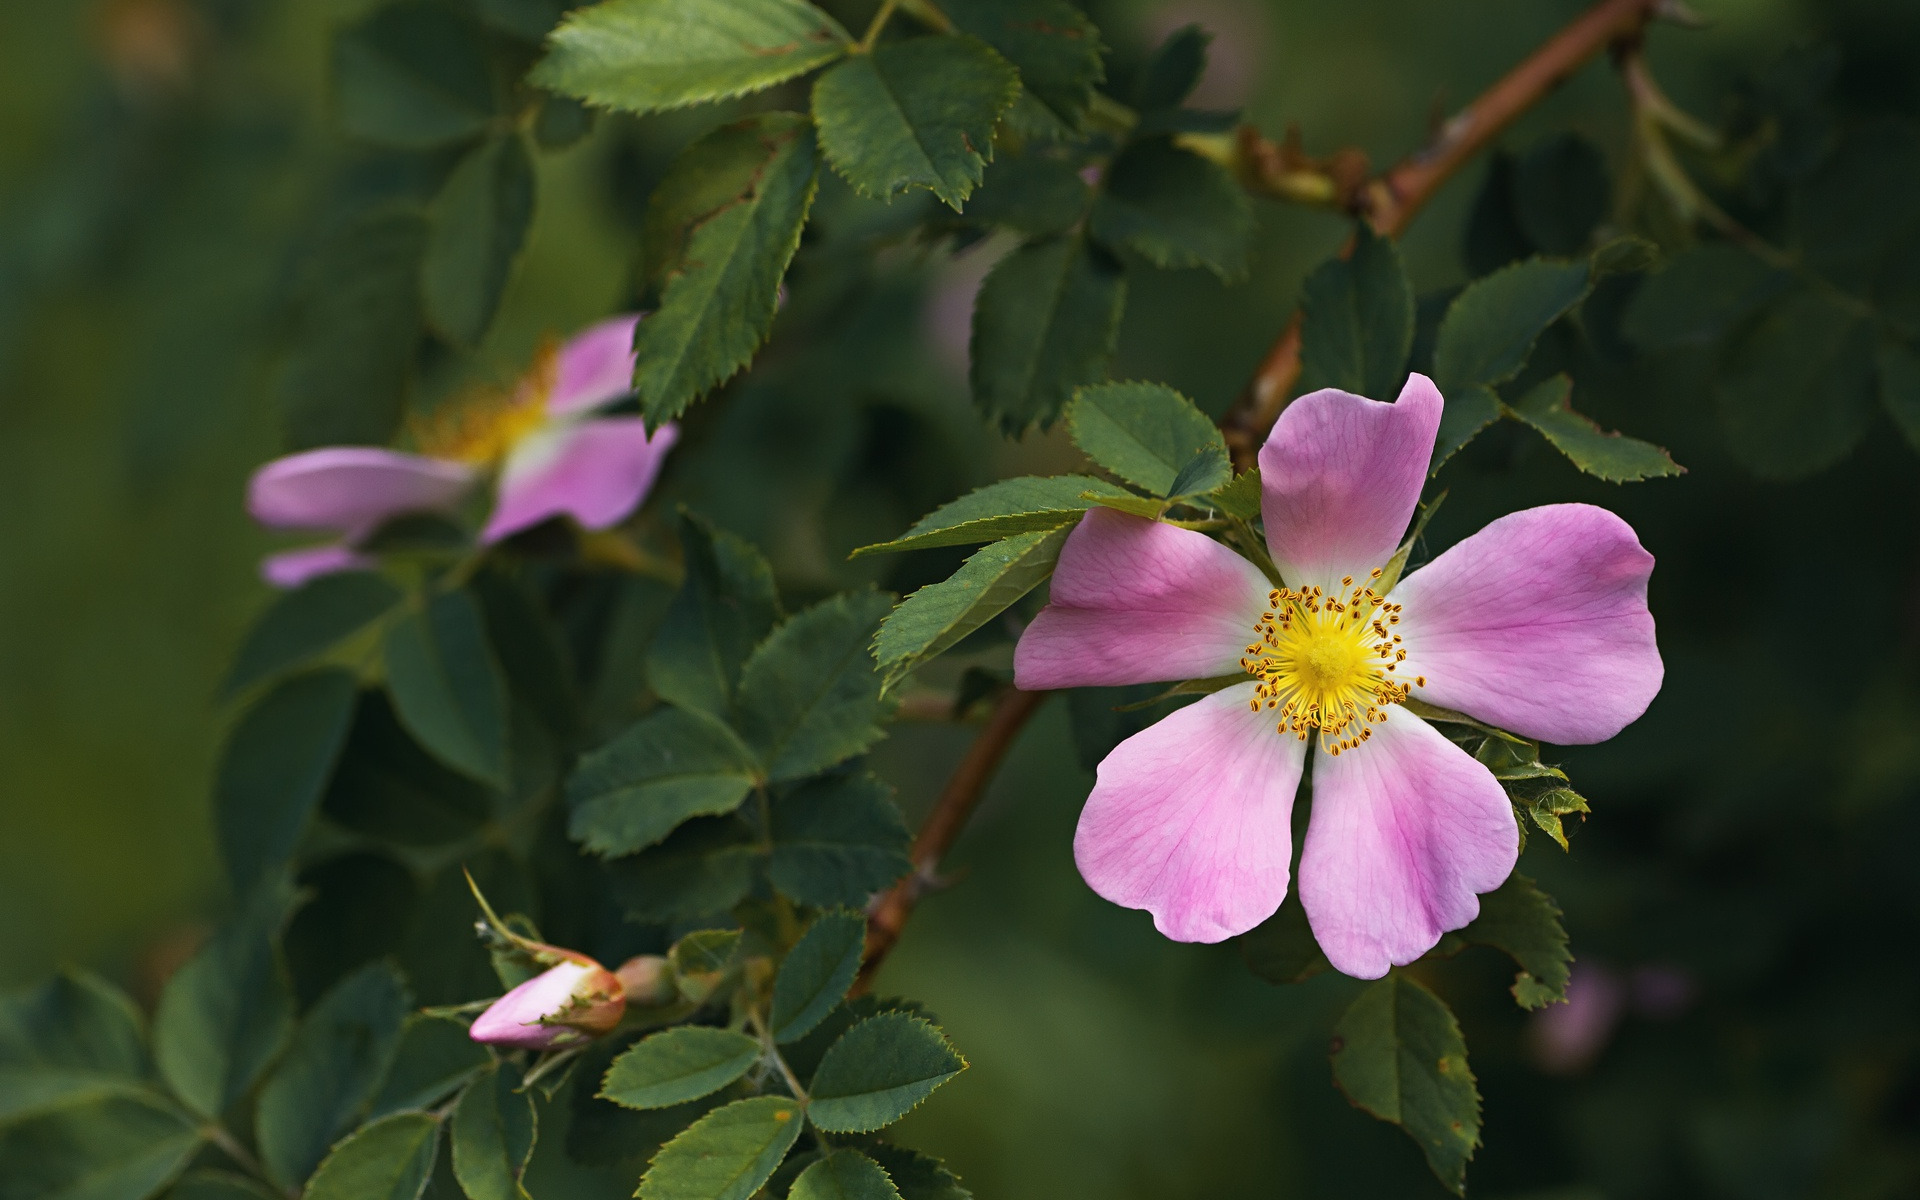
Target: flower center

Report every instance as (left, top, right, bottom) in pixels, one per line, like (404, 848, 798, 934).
(1239, 570, 1425, 756)
(410, 342, 558, 466)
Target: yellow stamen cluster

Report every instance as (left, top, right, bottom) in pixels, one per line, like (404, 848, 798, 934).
(409, 341, 558, 466)
(1240, 569, 1427, 756)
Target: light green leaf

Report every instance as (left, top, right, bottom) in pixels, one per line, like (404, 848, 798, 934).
(304, 1111, 441, 1200)
(790, 1150, 904, 1200)
(864, 1145, 972, 1200)
(769, 772, 911, 908)
(333, 2, 497, 148)
(872, 527, 1069, 687)
(370, 1015, 490, 1118)
(971, 233, 1128, 435)
(735, 591, 895, 782)
(944, 0, 1103, 132)
(1067, 381, 1229, 496)
(1509, 374, 1683, 482)
(222, 574, 403, 699)
(1082, 490, 1166, 519)
(1715, 287, 1877, 479)
(1299, 224, 1415, 400)
(1524, 787, 1591, 853)
(1205, 468, 1262, 520)
(384, 589, 510, 789)
(807, 1013, 966, 1133)
(1090, 137, 1254, 281)
(771, 910, 866, 1043)
(214, 669, 358, 893)
(450, 1062, 536, 1200)
(601, 1027, 761, 1110)
(1432, 256, 1590, 394)
(1331, 974, 1480, 1195)
(850, 475, 1120, 557)
(1455, 873, 1571, 1010)
(647, 510, 781, 717)
(424, 133, 536, 346)
(532, 0, 850, 115)
(566, 706, 760, 857)
(636, 1095, 804, 1200)
(812, 36, 1019, 210)
(1878, 337, 1920, 453)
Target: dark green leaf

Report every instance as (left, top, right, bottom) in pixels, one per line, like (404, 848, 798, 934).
(214, 669, 358, 892)
(1512, 134, 1609, 255)
(333, 2, 497, 148)
(171, 1168, 288, 1200)
(971, 233, 1127, 434)
(965, 154, 1091, 236)
(636, 1095, 804, 1200)
(863, 1145, 971, 1200)
(424, 134, 536, 347)
(1133, 24, 1207, 112)
(1432, 256, 1590, 395)
(669, 929, 744, 1004)
(812, 36, 1019, 210)
(1715, 288, 1876, 479)
(223, 574, 403, 699)
(370, 1015, 491, 1118)
(1878, 337, 1920, 452)
(533, 93, 595, 149)
(475, 0, 566, 40)
(1298, 225, 1416, 400)
(0, 1069, 161, 1129)
(1428, 385, 1501, 473)
(1090, 137, 1254, 281)
(0, 968, 154, 1117)
(1331, 974, 1480, 1195)
(1205, 468, 1261, 520)
(451, 1062, 536, 1200)
(806, 1013, 966, 1133)
(1796, 119, 1920, 293)
(1621, 243, 1791, 349)
(790, 1150, 904, 1200)
(0, 1099, 202, 1200)
(735, 591, 895, 782)
(647, 511, 781, 717)
(871, 527, 1068, 686)
(945, 0, 1104, 131)
(384, 589, 511, 788)
(257, 963, 410, 1189)
(566, 705, 759, 857)
(471, 570, 582, 743)
(605, 817, 762, 922)
(1239, 895, 1330, 986)
(770, 910, 866, 1043)
(322, 691, 493, 848)
(1455, 873, 1571, 1010)
(768, 772, 912, 907)
(781, 996, 929, 1085)
(849, 475, 1120, 557)
(1509, 374, 1683, 482)
(532, 0, 851, 115)
(304, 1111, 441, 1200)
(1066, 380, 1228, 496)
(600, 1027, 761, 1109)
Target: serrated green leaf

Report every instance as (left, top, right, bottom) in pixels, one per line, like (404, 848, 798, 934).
(1090, 137, 1253, 281)
(769, 772, 912, 907)
(1456, 873, 1571, 1010)
(424, 133, 536, 347)
(1205, 468, 1261, 519)
(257, 963, 410, 1189)
(790, 1150, 904, 1200)
(771, 910, 866, 1043)
(1331, 974, 1480, 1195)
(370, 1015, 490, 1118)
(1715, 287, 1877, 479)
(451, 1062, 536, 1200)
(1432, 256, 1590, 395)
(812, 36, 1019, 210)
(971, 232, 1127, 435)
(1428, 384, 1501, 474)
(385, 589, 510, 789)
(214, 669, 357, 893)
(647, 510, 781, 716)
(305, 1111, 441, 1200)
(864, 1145, 972, 1200)
(321, 691, 492, 848)
(566, 706, 760, 857)
(222, 573, 403, 699)
(1239, 894, 1330, 986)
(850, 475, 1122, 557)
(1509, 374, 1683, 482)
(1082, 490, 1166, 519)
(632, 112, 819, 426)
(945, 0, 1104, 131)
(0, 1098, 203, 1200)
(636, 1095, 804, 1200)
(872, 527, 1069, 686)
(333, 2, 497, 148)
(1525, 787, 1590, 852)
(1878, 337, 1920, 453)
(1298, 224, 1415, 400)
(965, 154, 1091, 236)
(605, 818, 763, 922)
(1067, 381, 1228, 496)
(807, 1013, 966, 1133)
(532, 0, 850, 115)
(601, 1028, 761, 1110)
(736, 591, 895, 782)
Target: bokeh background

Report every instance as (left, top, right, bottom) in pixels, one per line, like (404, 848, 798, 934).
(5, 0, 1920, 1196)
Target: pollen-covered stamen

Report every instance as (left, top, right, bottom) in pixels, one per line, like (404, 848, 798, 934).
(409, 341, 558, 466)
(1239, 568, 1426, 755)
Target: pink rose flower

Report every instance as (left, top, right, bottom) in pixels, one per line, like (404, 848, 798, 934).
(1014, 375, 1663, 978)
(469, 953, 627, 1050)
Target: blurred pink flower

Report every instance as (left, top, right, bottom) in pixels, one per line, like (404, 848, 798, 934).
(1014, 376, 1663, 978)
(1531, 963, 1627, 1074)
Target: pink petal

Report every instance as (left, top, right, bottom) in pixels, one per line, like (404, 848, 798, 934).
(260, 543, 376, 590)
(1257, 374, 1441, 592)
(1298, 710, 1518, 979)
(247, 447, 476, 537)
(1392, 503, 1661, 744)
(547, 314, 642, 416)
(1074, 682, 1306, 942)
(1014, 509, 1270, 690)
(469, 960, 622, 1049)
(482, 416, 677, 543)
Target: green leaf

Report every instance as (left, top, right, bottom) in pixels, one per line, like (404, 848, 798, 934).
(849, 475, 1120, 557)
(1512, 133, 1610, 255)
(601, 1027, 761, 1110)
(1298, 225, 1416, 400)
(636, 1095, 804, 1200)
(812, 36, 1019, 210)
(278, 211, 427, 449)
(384, 589, 511, 789)
(475, 0, 566, 41)
(1067, 381, 1229, 496)
(1090, 137, 1254, 281)
(1621, 243, 1791, 349)
(1082, 490, 1166, 520)
(451, 1062, 537, 1200)
(1132, 23, 1206, 112)
(669, 929, 744, 1003)
(770, 910, 866, 1043)
(632, 112, 820, 426)
(1205, 467, 1262, 520)
(471, 570, 583, 742)
(304, 1111, 441, 1200)
(1456, 873, 1571, 1010)
(806, 1013, 966, 1133)
(223, 574, 403, 699)
(1715, 288, 1877, 479)
(154, 877, 298, 1120)
(531, 0, 850, 115)
(370, 1015, 491, 1118)
(424, 133, 536, 346)
(768, 772, 911, 908)
(1331, 974, 1480, 1195)
(1432, 256, 1590, 394)
(965, 154, 1092, 236)
(321, 692, 492, 848)
(863, 1145, 971, 1200)
(1238, 895, 1330, 986)
(971, 233, 1128, 435)
(0, 1098, 203, 1200)
(605, 818, 762, 922)
(871, 527, 1069, 686)
(333, 2, 497, 148)
(256, 963, 411, 1189)
(567, 706, 760, 857)
(171, 1168, 289, 1200)
(944, 0, 1104, 132)
(214, 669, 358, 893)
(790, 1150, 905, 1200)
(647, 511, 781, 717)
(1428, 385, 1501, 474)
(1878, 337, 1920, 453)
(0, 971, 148, 1082)
(1508, 374, 1683, 482)
(735, 591, 895, 782)
(0, 1069, 162, 1129)
(1523, 786, 1590, 852)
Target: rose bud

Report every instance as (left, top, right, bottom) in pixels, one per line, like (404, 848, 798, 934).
(469, 953, 625, 1049)
(613, 954, 676, 1007)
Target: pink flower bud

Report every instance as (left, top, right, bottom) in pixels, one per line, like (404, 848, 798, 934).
(613, 955, 675, 1007)
(469, 955, 626, 1049)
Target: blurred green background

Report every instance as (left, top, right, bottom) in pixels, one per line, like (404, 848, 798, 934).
(6, 1, 1920, 1196)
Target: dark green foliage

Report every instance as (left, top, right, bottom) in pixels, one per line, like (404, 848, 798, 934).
(1622, 244, 1792, 348)
(850, 475, 1122, 556)
(333, 2, 499, 148)
(601, 1028, 762, 1109)
(215, 670, 358, 891)
(789, 1150, 905, 1200)
(971, 233, 1127, 433)
(222, 574, 403, 699)
(371, 1016, 490, 1117)
(1298, 224, 1415, 400)
(322, 691, 493, 847)
(1133, 25, 1209, 113)
(1715, 287, 1878, 479)
(944, 0, 1105, 133)
(450, 1062, 537, 1200)
(1450, 873, 1572, 1009)
(1090, 137, 1254, 280)
(1239, 895, 1330, 986)
(807, 1012, 966, 1132)
(384, 589, 511, 789)
(424, 134, 537, 346)
(635, 1095, 804, 1200)
(964, 155, 1092, 236)
(871, 527, 1068, 687)
(735, 591, 895, 782)
(303, 1111, 441, 1200)
(1332, 975, 1480, 1194)
(1511, 134, 1610, 255)
(1508, 374, 1682, 482)
(647, 511, 780, 718)
(767, 772, 912, 907)
(566, 706, 759, 857)
(1067, 381, 1230, 496)
(770, 909, 866, 1042)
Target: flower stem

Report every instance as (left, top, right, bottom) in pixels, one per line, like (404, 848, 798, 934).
(858, 0, 901, 52)
(748, 1009, 810, 1102)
